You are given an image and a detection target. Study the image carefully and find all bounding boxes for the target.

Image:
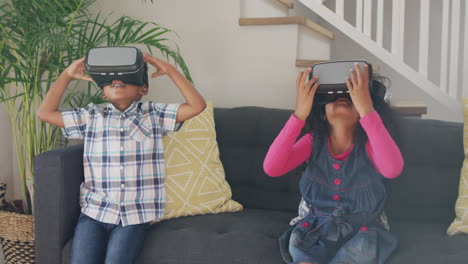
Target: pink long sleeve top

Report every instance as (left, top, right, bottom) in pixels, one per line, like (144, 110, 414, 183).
(263, 111, 404, 179)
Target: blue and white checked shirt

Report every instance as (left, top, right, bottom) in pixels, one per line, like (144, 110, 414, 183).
(61, 101, 182, 226)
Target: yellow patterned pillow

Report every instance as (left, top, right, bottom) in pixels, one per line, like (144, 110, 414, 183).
(156, 101, 243, 222)
(447, 98, 468, 235)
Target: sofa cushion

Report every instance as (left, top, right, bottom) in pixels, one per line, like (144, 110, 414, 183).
(448, 98, 468, 235)
(61, 210, 468, 264)
(157, 102, 242, 222)
(385, 117, 463, 224)
(62, 208, 296, 264)
(387, 221, 468, 264)
(214, 107, 303, 212)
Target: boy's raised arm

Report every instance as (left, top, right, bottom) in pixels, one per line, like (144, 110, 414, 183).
(143, 54, 206, 122)
(36, 58, 93, 127)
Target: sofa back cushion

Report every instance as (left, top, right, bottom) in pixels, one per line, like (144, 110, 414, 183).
(214, 107, 464, 224)
(214, 107, 302, 212)
(385, 117, 463, 224)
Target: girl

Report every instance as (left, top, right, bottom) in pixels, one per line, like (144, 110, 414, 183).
(263, 64, 403, 264)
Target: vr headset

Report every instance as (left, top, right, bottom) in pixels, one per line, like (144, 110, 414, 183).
(309, 60, 385, 104)
(85, 46, 148, 87)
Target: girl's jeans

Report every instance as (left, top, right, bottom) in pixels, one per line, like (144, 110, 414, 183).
(70, 213, 150, 264)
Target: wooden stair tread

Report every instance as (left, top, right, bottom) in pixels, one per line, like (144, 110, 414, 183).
(239, 16, 335, 40)
(275, 0, 294, 9)
(391, 101, 427, 115)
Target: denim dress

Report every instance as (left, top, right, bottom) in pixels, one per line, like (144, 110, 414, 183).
(279, 137, 397, 264)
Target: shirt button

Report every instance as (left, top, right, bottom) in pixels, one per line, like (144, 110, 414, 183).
(120, 165, 124, 170)
(120, 146, 124, 151)
(121, 184, 125, 189)
(332, 195, 340, 201)
(333, 163, 340, 170)
(120, 202, 124, 206)
(334, 179, 341, 185)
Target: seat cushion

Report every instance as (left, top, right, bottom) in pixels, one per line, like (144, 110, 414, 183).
(387, 221, 468, 264)
(62, 209, 295, 264)
(62, 210, 468, 264)
(138, 209, 293, 264)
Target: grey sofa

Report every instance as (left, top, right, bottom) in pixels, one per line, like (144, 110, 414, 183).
(34, 106, 468, 264)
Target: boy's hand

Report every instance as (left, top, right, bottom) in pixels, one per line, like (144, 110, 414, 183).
(346, 63, 375, 117)
(37, 57, 93, 128)
(143, 53, 177, 78)
(294, 68, 319, 121)
(63, 57, 93, 82)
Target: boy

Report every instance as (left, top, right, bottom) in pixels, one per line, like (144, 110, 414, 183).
(36, 52, 206, 264)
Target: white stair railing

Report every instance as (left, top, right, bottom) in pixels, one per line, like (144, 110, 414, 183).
(299, 0, 466, 113)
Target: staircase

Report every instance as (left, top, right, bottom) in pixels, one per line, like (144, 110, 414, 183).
(238, 0, 468, 118)
(296, 0, 466, 115)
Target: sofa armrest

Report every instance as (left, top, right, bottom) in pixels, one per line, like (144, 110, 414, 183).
(34, 144, 84, 264)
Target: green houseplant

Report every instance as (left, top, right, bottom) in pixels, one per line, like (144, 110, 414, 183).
(0, 0, 191, 262)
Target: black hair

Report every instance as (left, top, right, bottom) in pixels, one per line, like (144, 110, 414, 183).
(303, 75, 400, 148)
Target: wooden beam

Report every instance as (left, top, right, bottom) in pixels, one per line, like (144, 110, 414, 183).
(275, 0, 293, 9)
(390, 100, 427, 115)
(239, 16, 335, 40)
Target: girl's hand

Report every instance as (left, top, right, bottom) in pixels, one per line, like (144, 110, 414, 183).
(143, 53, 177, 78)
(63, 57, 93, 82)
(346, 63, 375, 117)
(294, 68, 320, 121)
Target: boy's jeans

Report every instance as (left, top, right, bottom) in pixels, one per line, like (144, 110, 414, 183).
(70, 213, 150, 264)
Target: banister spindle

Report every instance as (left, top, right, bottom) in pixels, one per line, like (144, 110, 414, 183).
(449, 0, 460, 98)
(419, 0, 430, 77)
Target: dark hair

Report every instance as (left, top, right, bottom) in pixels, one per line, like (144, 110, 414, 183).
(304, 75, 399, 148)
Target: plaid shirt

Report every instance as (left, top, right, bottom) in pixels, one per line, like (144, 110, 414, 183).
(61, 101, 181, 226)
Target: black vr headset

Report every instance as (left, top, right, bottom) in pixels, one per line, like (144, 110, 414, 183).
(309, 60, 385, 104)
(85, 46, 148, 87)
